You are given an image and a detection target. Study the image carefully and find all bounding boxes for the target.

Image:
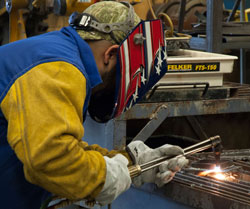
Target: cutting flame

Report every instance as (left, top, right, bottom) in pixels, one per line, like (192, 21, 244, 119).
(198, 166, 235, 181)
(199, 166, 223, 177)
(213, 173, 226, 180)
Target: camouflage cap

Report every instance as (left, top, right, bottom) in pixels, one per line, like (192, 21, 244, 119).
(76, 1, 141, 44)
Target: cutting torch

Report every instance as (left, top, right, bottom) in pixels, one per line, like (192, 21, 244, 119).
(128, 135, 222, 178)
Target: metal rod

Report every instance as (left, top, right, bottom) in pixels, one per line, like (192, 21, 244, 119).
(240, 0, 246, 84)
(227, 0, 241, 22)
(206, 0, 223, 53)
(221, 149, 250, 155)
(174, 173, 250, 205)
(178, 0, 186, 33)
(174, 177, 250, 205)
(176, 172, 250, 194)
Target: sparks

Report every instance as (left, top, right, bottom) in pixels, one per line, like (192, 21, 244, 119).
(199, 165, 222, 176)
(213, 173, 226, 180)
(198, 165, 236, 181)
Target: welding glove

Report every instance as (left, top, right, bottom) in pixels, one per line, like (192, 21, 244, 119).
(95, 154, 131, 205)
(127, 141, 189, 187)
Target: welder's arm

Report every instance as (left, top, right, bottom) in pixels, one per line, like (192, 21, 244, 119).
(127, 141, 189, 187)
(1, 61, 130, 201)
(83, 143, 134, 165)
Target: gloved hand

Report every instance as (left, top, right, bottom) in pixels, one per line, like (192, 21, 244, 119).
(95, 154, 131, 205)
(127, 141, 189, 187)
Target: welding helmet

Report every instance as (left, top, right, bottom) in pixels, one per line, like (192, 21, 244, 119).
(112, 19, 167, 118)
(69, 2, 167, 122)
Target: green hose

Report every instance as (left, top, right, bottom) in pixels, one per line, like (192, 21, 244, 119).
(40, 196, 53, 209)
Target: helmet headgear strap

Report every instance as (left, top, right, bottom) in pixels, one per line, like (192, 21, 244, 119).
(69, 2, 135, 44)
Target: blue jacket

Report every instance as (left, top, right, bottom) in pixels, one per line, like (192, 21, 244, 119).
(0, 26, 102, 209)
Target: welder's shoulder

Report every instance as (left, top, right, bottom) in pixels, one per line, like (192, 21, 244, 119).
(0, 31, 87, 109)
(0, 61, 87, 112)
(29, 61, 86, 85)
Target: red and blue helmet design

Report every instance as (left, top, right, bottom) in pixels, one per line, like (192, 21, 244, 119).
(112, 19, 167, 118)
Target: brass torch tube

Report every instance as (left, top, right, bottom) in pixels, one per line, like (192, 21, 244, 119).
(129, 136, 221, 178)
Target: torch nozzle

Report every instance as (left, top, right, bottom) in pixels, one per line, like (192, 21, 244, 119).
(212, 138, 223, 166)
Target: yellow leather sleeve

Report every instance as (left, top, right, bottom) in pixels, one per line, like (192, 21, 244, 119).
(83, 144, 133, 166)
(1, 61, 106, 200)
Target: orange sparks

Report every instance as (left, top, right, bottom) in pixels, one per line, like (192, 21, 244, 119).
(199, 166, 222, 176)
(198, 166, 236, 181)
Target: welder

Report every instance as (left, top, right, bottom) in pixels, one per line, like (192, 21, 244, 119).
(0, 1, 188, 209)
